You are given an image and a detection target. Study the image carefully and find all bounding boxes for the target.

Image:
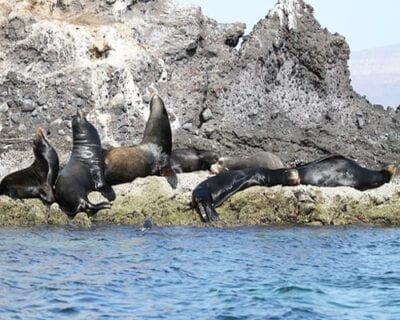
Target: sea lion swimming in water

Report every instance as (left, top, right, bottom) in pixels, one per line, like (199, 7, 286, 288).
(210, 151, 284, 174)
(192, 167, 300, 222)
(171, 148, 219, 173)
(0, 127, 59, 203)
(104, 94, 177, 188)
(295, 154, 396, 190)
(54, 110, 115, 217)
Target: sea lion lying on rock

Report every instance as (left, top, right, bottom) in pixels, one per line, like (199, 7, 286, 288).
(192, 154, 396, 222)
(295, 155, 396, 190)
(192, 167, 300, 222)
(171, 148, 219, 173)
(210, 151, 284, 174)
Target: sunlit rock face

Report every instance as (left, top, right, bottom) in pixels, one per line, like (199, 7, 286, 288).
(0, 0, 399, 178)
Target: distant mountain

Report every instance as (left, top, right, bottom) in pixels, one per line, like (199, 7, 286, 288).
(349, 44, 400, 108)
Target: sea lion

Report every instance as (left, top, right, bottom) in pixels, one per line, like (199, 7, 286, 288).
(0, 127, 59, 203)
(296, 154, 396, 190)
(171, 148, 219, 173)
(104, 94, 177, 187)
(54, 110, 115, 217)
(210, 151, 284, 174)
(192, 167, 300, 222)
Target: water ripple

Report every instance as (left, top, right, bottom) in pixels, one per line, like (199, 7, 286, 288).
(0, 226, 400, 319)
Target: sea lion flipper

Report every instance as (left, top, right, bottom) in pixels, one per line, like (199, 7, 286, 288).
(85, 200, 111, 215)
(99, 184, 116, 201)
(196, 201, 219, 222)
(38, 186, 55, 204)
(160, 165, 178, 189)
(192, 185, 219, 222)
(157, 152, 178, 189)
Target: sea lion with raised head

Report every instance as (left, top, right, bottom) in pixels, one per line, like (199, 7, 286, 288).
(0, 128, 59, 203)
(296, 155, 396, 190)
(104, 94, 177, 188)
(54, 110, 115, 217)
(192, 167, 300, 222)
(171, 148, 219, 173)
(210, 151, 284, 174)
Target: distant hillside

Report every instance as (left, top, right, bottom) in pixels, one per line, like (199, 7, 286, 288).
(349, 44, 400, 108)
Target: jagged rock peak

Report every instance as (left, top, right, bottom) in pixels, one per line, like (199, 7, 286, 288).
(267, 0, 311, 30)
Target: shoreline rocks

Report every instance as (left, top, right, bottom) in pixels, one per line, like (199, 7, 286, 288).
(0, 0, 399, 227)
(1, 171, 399, 228)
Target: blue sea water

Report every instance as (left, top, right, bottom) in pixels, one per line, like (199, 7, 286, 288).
(1, 225, 400, 320)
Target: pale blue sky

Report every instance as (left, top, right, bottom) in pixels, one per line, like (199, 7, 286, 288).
(176, 0, 400, 52)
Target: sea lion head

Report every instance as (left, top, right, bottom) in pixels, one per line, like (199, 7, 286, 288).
(286, 168, 300, 186)
(33, 127, 60, 187)
(199, 151, 219, 166)
(71, 109, 101, 146)
(33, 127, 50, 157)
(210, 157, 228, 174)
(149, 94, 168, 117)
(384, 164, 397, 181)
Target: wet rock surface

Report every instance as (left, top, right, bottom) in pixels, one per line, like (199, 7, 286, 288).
(0, 0, 399, 226)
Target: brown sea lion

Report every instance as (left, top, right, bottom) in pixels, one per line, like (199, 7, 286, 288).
(0, 128, 59, 203)
(104, 94, 177, 187)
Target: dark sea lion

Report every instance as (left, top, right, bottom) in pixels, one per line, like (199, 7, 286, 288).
(210, 151, 284, 174)
(296, 155, 396, 190)
(171, 148, 219, 173)
(104, 94, 177, 187)
(192, 167, 300, 222)
(54, 110, 115, 217)
(0, 127, 59, 203)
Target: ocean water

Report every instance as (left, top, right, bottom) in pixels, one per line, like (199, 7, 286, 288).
(1, 225, 400, 320)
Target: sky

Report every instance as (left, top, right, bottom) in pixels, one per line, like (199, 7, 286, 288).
(175, 0, 400, 52)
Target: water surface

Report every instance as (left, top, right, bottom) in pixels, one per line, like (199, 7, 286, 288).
(1, 225, 399, 319)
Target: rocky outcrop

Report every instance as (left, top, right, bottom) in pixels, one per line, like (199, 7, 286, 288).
(0, 0, 399, 226)
(0, 172, 399, 227)
(0, 0, 398, 173)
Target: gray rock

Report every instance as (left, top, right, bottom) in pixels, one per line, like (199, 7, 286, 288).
(0, 0, 398, 178)
(356, 115, 365, 129)
(18, 123, 27, 132)
(182, 123, 193, 131)
(0, 102, 9, 114)
(201, 108, 213, 122)
(10, 114, 19, 124)
(111, 93, 125, 109)
(20, 99, 36, 112)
